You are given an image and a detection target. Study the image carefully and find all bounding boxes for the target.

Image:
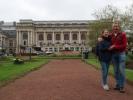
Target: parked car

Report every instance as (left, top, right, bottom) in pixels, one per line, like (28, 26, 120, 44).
(36, 51, 46, 56)
(45, 51, 53, 55)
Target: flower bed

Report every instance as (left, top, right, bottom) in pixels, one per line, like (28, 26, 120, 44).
(13, 58, 24, 64)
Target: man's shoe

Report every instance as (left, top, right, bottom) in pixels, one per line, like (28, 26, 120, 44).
(113, 87, 120, 90)
(119, 88, 125, 93)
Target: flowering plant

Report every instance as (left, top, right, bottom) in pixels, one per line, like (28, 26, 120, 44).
(13, 58, 24, 64)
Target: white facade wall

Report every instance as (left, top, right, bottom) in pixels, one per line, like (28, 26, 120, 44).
(16, 20, 90, 53)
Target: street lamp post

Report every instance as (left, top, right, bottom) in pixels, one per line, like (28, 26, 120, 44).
(29, 47, 31, 60)
(2, 39, 4, 56)
(28, 46, 32, 60)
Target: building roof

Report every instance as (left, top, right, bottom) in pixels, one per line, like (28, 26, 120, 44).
(19, 19, 94, 24)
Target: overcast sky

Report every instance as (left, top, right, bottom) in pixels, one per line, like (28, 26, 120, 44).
(0, 0, 132, 21)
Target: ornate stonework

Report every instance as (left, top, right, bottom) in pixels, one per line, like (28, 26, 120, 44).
(16, 20, 90, 53)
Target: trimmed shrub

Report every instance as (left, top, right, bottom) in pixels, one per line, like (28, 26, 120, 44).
(13, 58, 24, 64)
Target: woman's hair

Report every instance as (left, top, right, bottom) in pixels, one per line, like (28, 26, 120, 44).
(100, 29, 108, 36)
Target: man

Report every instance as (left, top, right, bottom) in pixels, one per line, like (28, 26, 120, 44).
(109, 21, 127, 93)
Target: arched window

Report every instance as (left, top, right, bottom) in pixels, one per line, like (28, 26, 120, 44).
(81, 33, 86, 40)
(38, 34, 44, 40)
(47, 34, 52, 40)
(56, 34, 60, 40)
(23, 33, 28, 40)
(72, 34, 77, 40)
(64, 34, 69, 40)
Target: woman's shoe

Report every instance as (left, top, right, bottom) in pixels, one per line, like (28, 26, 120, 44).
(103, 84, 109, 91)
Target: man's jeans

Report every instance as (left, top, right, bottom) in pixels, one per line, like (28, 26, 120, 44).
(112, 52, 126, 88)
(100, 62, 110, 85)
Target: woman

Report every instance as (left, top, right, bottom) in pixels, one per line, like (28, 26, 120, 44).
(96, 29, 112, 91)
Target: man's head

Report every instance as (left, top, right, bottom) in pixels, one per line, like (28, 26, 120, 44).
(112, 21, 121, 33)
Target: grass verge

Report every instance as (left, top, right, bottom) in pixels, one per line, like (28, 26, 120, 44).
(0, 57, 49, 87)
(86, 58, 133, 83)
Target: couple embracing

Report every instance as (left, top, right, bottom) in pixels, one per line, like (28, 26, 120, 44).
(96, 21, 127, 93)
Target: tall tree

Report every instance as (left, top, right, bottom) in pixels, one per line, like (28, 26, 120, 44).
(88, 20, 112, 47)
(88, 4, 133, 49)
(88, 5, 120, 47)
(93, 5, 120, 21)
(122, 4, 133, 48)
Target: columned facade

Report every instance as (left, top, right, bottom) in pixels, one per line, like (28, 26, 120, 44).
(0, 33, 7, 50)
(0, 22, 16, 54)
(16, 20, 90, 53)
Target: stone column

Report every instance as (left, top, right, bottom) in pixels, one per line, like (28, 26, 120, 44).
(86, 31, 89, 44)
(32, 30, 35, 45)
(31, 31, 33, 46)
(43, 31, 46, 44)
(17, 31, 19, 46)
(79, 32, 81, 44)
(36, 32, 38, 46)
(31, 30, 35, 52)
(58, 47, 59, 52)
(70, 32, 72, 43)
(16, 31, 18, 53)
(16, 30, 20, 54)
(28, 31, 30, 46)
(19, 31, 22, 53)
(28, 31, 32, 46)
(61, 32, 64, 43)
(74, 47, 76, 51)
(52, 32, 55, 44)
(30, 30, 33, 46)
(27, 31, 29, 46)
(19, 31, 22, 46)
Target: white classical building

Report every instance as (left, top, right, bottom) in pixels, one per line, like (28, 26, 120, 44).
(16, 20, 90, 53)
(0, 32, 7, 50)
(0, 21, 16, 54)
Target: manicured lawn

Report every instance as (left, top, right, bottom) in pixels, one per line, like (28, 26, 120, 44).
(86, 58, 133, 82)
(0, 57, 49, 86)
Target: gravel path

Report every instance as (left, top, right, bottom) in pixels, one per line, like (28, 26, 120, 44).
(0, 59, 132, 100)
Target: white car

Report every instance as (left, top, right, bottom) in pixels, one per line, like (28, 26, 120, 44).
(45, 51, 53, 55)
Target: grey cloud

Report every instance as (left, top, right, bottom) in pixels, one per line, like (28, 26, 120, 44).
(0, 0, 132, 21)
